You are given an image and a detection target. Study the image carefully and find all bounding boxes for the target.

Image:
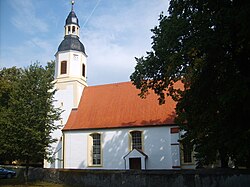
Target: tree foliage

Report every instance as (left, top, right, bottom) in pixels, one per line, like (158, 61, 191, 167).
(0, 67, 22, 162)
(0, 62, 61, 169)
(130, 0, 250, 168)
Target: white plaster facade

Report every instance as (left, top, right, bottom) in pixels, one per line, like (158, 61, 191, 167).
(63, 126, 181, 170)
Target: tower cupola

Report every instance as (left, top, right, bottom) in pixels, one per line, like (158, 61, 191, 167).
(57, 0, 86, 55)
(66, 10, 79, 26)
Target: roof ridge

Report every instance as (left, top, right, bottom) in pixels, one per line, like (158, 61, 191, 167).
(88, 81, 132, 88)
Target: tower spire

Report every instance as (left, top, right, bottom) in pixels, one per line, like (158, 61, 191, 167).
(71, 0, 75, 11)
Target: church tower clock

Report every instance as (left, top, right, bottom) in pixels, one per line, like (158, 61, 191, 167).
(45, 1, 87, 168)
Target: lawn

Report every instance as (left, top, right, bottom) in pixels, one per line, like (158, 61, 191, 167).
(0, 181, 67, 187)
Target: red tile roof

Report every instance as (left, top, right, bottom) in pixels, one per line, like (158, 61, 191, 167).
(63, 82, 180, 131)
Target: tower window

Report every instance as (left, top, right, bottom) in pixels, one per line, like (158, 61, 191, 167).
(72, 26, 76, 34)
(68, 26, 71, 34)
(61, 61, 67, 74)
(82, 64, 85, 77)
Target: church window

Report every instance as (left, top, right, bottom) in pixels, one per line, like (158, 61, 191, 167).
(72, 26, 76, 34)
(89, 133, 102, 166)
(181, 142, 194, 164)
(60, 61, 67, 74)
(130, 131, 142, 151)
(82, 64, 85, 77)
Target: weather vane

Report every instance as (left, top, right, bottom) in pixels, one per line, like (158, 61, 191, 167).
(71, 0, 75, 11)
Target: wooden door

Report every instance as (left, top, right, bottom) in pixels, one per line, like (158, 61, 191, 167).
(129, 158, 141, 170)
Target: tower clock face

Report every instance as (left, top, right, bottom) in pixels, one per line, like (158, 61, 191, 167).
(73, 54, 79, 61)
(72, 17, 77, 23)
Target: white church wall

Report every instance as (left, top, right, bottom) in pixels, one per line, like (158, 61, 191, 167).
(63, 126, 180, 170)
(63, 131, 87, 168)
(75, 83, 85, 106)
(144, 127, 173, 169)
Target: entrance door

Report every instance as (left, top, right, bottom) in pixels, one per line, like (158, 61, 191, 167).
(129, 158, 141, 170)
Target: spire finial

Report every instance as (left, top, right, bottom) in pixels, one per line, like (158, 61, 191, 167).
(71, 0, 75, 11)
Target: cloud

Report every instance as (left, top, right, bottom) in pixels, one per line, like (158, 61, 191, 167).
(0, 37, 56, 68)
(80, 0, 169, 85)
(10, 0, 48, 34)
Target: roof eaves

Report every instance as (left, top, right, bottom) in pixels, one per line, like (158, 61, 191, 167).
(62, 123, 177, 131)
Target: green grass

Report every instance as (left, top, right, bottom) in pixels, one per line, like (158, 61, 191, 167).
(0, 181, 67, 187)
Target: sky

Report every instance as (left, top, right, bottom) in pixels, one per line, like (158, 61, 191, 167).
(0, 0, 169, 85)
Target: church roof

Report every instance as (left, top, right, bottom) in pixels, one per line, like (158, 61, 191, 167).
(58, 35, 85, 54)
(63, 82, 182, 131)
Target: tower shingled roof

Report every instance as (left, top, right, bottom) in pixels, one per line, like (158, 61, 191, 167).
(65, 10, 79, 26)
(58, 35, 85, 54)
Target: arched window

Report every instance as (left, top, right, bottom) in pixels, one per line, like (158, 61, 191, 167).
(60, 61, 67, 74)
(130, 131, 142, 151)
(72, 26, 76, 33)
(89, 133, 101, 166)
(82, 64, 85, 77)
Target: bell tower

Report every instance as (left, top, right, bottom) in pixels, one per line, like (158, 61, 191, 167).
(45, 0, 87, 168)
(54, 0, 87, 109)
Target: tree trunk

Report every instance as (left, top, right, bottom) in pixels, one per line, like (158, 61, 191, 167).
(25, 159, 30, 184)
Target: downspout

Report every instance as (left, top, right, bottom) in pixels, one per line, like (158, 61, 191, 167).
(123, 157, 126, 170)
(62, 133, 65, 169)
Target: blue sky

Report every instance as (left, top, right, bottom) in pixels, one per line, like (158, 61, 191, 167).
(0, 0, 169, 85)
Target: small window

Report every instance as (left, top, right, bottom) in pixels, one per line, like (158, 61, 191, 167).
(82, 64, 85, 77)
(72, 26, 76, 33)
(90, 133, 101, 165)
(130, 131, 142, 150)
(60, 61, 67, 74)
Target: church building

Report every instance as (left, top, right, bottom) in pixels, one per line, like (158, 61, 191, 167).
(44, 2, 195, 170)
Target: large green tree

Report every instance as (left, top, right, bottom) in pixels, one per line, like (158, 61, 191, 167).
(0, 62, 61, 175)
(0, 67, 21, 163)
(131, 0, 250, 168)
